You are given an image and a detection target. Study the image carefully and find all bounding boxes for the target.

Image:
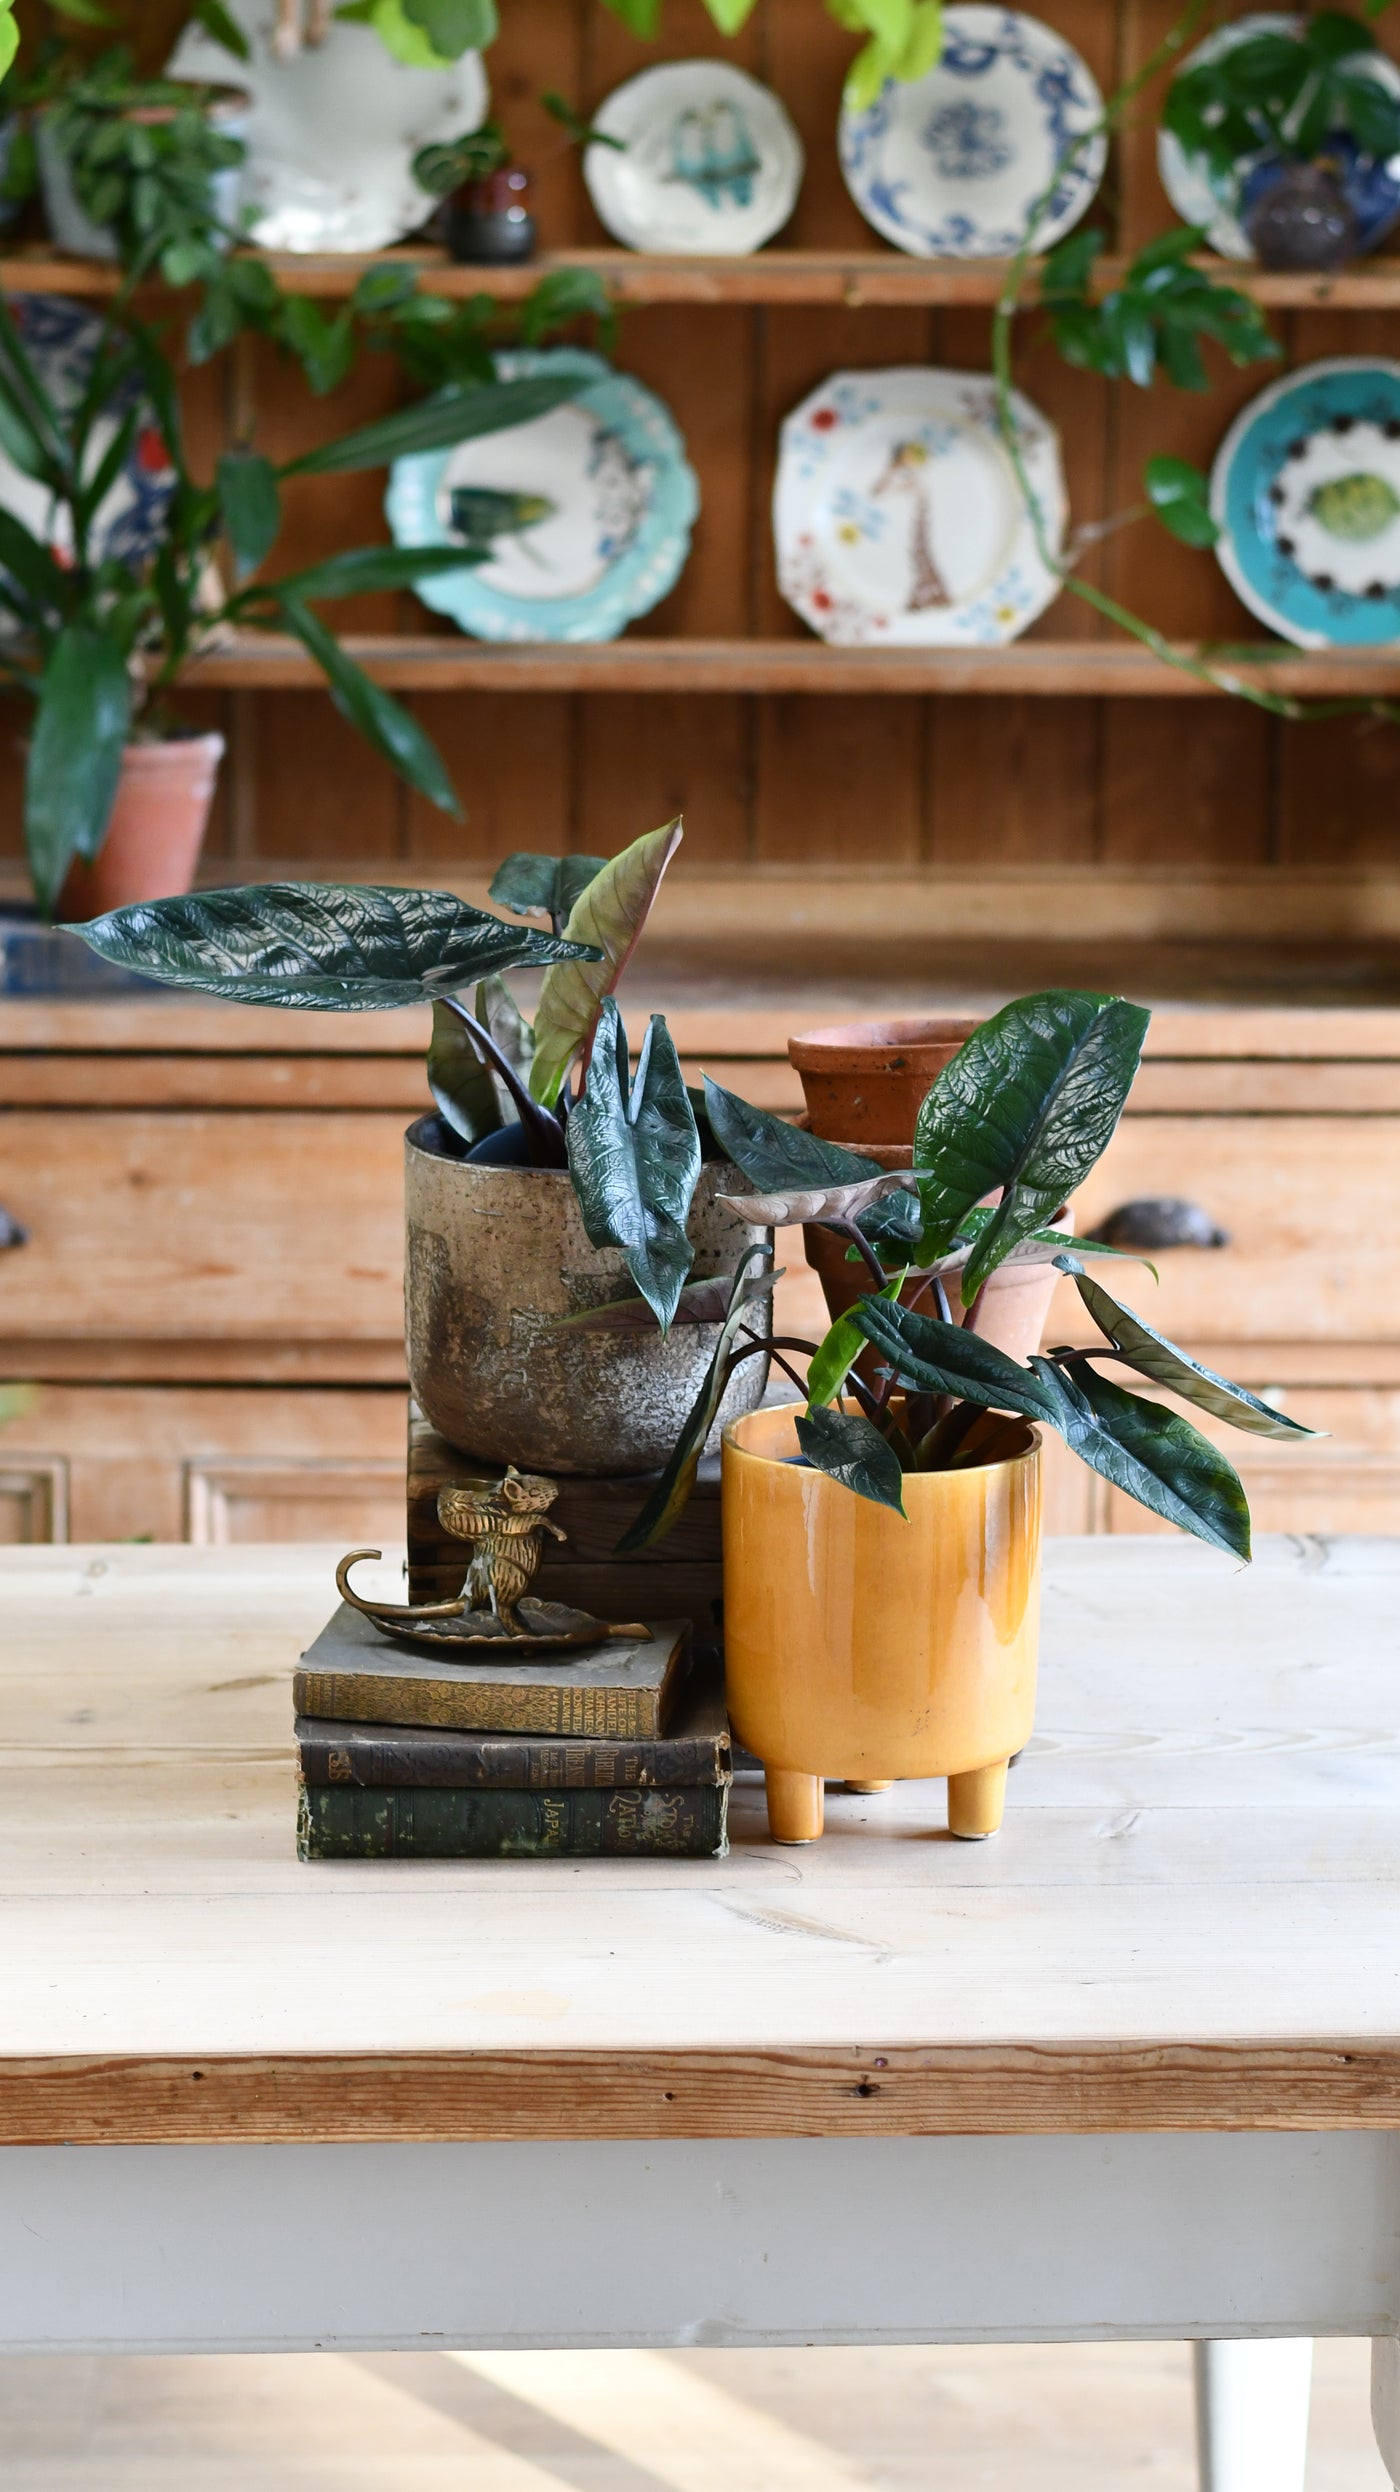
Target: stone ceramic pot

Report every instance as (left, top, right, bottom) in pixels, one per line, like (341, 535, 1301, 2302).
(788, 1015, 982, 1146)
(723, 1401, 1042, 1844)
(404, 1118, 770, 1473)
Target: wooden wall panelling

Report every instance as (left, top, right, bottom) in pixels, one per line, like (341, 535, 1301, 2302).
(0, 1459, 67, 1544)
(1099, 697, 1274, 868)
(404, 691, 576, 867)
(490, 0, 588, 241)
(928, 695, 1101, 863)
(576, 695, 751, 861)
(185, 1456, 406, 1543)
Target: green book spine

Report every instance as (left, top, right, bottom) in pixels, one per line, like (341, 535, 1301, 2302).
(297, 1780, 729, 1860)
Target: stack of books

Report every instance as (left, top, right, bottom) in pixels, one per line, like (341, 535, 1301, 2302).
(294, 1604, 731, 1859)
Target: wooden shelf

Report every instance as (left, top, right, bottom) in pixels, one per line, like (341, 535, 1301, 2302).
(181, 632, 1400, 696)
(9, 242, 1400, 309)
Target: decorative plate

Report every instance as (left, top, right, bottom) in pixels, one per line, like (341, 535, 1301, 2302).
(1159, 14, 1400, 261)
(584, 60, 803, 255)
(1211, 357, 1400, 647)
(386, 348, 699, 644)
(0, 296, 176, 584)
(773, 366, 1066, 647)
(166, 0, 487, 253)
(838, 5, 1107, 259)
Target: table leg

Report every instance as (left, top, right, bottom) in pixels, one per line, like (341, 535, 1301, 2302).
(1193, 2339, 1313, 2492)
(1372, 2337, 1400, 2488)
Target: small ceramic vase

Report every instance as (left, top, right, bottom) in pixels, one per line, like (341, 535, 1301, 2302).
(1244, 159, 1358, 272)
(445, 166, 536, 264)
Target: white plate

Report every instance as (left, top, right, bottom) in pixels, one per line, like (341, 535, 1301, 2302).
(167, 0, 487, 253)
(839, 5, 1106, 259)
(584, 61, 802, 254)
(773, 365, 1065, 646)
(1158, 13, 1400, 260)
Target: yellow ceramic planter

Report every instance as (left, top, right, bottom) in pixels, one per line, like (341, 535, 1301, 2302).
(721, 1403, 1042, 1844)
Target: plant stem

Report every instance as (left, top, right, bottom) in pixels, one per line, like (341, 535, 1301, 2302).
(441, 996, 567, 1167)
(825, 1215, 889, 1292)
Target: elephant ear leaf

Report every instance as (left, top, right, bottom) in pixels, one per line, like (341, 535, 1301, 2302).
(566, 999, 701, 1331)
(1064, 1259, 1319, 1441)
(720, 1169, 915, 1227)
(614, 1245, 774, 1553)
(1031, 1357, 1252, 1562)
(529, 818, 683, 1105)
(489, 851, 607, 926)
(794, 1405, 907, 1516)
(65, 883, 600, 1009)
(913, 989, 1151, 1303)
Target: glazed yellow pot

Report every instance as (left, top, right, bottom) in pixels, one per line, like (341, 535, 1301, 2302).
(721, 1402, 1042, 1845)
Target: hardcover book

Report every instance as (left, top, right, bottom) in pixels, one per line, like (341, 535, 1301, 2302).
(297, 1780, 729, 1860)
(294, 1604, 690, 1740)
(297, 1654, 729, 1789)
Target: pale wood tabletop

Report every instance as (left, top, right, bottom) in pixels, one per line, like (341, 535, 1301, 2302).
(2, 1537, 1397, 2147)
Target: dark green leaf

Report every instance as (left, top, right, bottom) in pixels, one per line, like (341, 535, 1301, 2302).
(1306, 9, 1377, 63)
(404, 0, 497, 51)
(913, 989, 1151, 1299)
(193, 0, 252, 56)
(1145, 453, 1220, 548)
(1063, 1261, 1318, 1440)
(794, 1405, 907, 1516)
(851, 1297, 1061, 1421)
(598, 0, 662, 34)
(520, 267, 616, 348)
(474, 971, 534, 1095)
(427, 995, 501, 1146)
(565, 1000, 701, 1331)
(1032, 1358, 1252, 1561)
(613, 1245, 774, 1552)
(26, 623, 132, 918)
(280, 373, 583, 479)
(217, 451, 281, 580)
(489, 851, 607, 924)
(65, 883, 600, 1010)
(1039, 223, 1104, 302)
(271, 545, 483, 602)
(702, 1078, 877, 1193)
(273, 591, 460, 816)
(0, 507, 69, 623)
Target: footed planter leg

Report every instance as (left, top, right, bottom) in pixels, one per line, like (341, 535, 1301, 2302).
(947, 1760, 1009, 1840)
(765, 1769, 825, 1844)
(844, 1780, 893, 1794)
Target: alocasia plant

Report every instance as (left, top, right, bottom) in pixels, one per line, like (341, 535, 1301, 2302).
(72, 843, 1318, 1564)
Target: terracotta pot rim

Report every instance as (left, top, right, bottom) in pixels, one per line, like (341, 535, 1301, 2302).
(723, 1398, 1040, 1479)
(119, 731, 227, 765)
(788, 1015, 981, 1067)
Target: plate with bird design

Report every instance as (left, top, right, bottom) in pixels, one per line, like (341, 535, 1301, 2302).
(1211, 358, 1400, 646)
(584, 60, 804, 255)
(773, 366, 1066, 646)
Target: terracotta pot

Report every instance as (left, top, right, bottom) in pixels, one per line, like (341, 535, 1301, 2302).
(722, 1400, 1042, 1844)
(404, 1120, 770, 1474)
(788, 1016, 982, 1146)
(801, 1137, 1073, 1367)
(60, 735, 224, 921)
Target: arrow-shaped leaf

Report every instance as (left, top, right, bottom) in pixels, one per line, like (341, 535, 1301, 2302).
(1031, 1357, 1252, 1561)
(566, 999, 701, 1331)
(795, 1404, 907, 1516)
(530, 818, 683, 1106)
(1063, 1260, 1319, 1441)
(489, 851, 607, 925)
(852, 1296, 1062, 1421)
(66, 883, 600, 1009)
(913, 989, 1151, 1301)
(703, 1079, 877, 1193)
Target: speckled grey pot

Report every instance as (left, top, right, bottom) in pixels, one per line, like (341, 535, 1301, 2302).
(404, 1117, 771, 1474)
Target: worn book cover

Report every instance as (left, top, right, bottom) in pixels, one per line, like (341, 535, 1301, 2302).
(297, 1780, 729, 1860)
(294, 1604, 689, 1739)
(296, 1653, 728, 1789)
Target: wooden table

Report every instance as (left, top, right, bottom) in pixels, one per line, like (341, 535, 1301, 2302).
(2, 1538, 1398, 2492)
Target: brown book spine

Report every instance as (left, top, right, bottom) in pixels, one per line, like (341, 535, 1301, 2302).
(292, 1668, 667, 1739)
(296, 1719, 729, 1789)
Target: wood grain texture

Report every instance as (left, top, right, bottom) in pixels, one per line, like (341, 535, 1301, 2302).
(1, 1536, 1399, 2143)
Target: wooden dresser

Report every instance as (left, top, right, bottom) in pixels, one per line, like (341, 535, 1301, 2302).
(2, 986, 1399, 1545)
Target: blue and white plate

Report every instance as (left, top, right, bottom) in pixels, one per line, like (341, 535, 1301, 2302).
(385, 349, 698, 644)
(774, 365, 1065, 646)
(1211, 358, 1400, 646)
(838, 5, 1107, 259)
(1159, 14, 1400, 262)
(0, 296, 177, 584)
(585, 61, 803, 255)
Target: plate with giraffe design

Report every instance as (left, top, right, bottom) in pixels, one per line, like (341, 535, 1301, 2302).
(772, 366, 1066, 647)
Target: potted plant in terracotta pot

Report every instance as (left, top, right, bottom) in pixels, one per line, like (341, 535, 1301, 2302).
(611, 990, 1319, 1844)
(0, 292, 576, 926)
(70, 820, 773, 1475)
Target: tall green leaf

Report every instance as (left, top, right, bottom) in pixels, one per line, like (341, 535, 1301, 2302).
(26, 623, 131, 918)
(1063, 1259, 1318, 1441)
(217, 452, 280, 580)
(530, 819, 683, 1106)
(806, 1271, 906, 1408)
(0, 506, 70, 623)
(274, 591, 460, 816)
(271, 545, 488, 602)
(279, 373, 582, 479)
(193, 0, 251, 57)
(1031, 1358, 1252, 1562)
(913, 989, 1151, 1300)
(489, 851, 607, 926)
(851, 1297, 1062, 1422)
(795, 1404, 907, 1516)
(566, 1000, 702, 1331)
(614, 1246, 774, 1552)
(66, 884, 600, 1010)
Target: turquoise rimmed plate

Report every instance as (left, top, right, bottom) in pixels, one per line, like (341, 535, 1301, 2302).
(1212, 358, 1400, 647)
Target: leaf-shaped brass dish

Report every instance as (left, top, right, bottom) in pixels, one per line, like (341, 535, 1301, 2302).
(335, 1551, 648, 1659)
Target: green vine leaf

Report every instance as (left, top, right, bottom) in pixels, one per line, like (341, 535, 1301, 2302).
(1144, 453, 1219, 548)
(1040, 225, 1280, 392)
